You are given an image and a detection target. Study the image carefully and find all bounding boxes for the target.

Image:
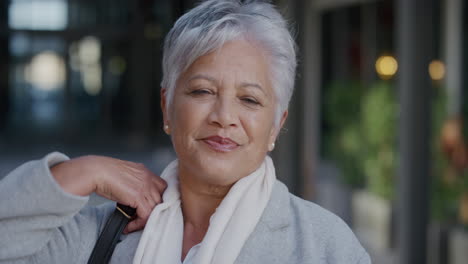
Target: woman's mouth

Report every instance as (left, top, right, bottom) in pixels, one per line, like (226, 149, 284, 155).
(202, 136, 240, 152)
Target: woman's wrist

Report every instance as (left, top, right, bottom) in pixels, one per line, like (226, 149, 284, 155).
(50, 156, 97, 197)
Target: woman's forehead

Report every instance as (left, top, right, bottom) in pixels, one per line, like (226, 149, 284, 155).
(180, 39, 272, 89)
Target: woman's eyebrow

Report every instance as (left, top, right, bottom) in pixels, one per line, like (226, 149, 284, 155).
(187, 75, 266, 95)
(187, 74, 217, 84)
(240, 82, 266, 95)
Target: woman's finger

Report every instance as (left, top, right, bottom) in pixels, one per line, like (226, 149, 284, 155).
(143, 192, 158, 212)
(125, 194, 158, 233)
(148, 180, 164, 205)
(150, 191, 163, 207)
(124, 217, 147, 233)
(148, 170, 167, 192)
(137, 194, 152, 217)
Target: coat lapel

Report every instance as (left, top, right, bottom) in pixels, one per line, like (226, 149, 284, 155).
(258, 180, 291, 230)
(235, 181, 293, 263)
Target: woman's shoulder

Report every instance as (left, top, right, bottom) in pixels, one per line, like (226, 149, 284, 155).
(271, 180, 349, 229)
(271, 180, 371, 263)
(288, 191, 346, 230)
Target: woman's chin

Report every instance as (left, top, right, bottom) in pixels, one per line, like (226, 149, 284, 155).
(198, 165, 241, 184)
(177, 146, 261, 186)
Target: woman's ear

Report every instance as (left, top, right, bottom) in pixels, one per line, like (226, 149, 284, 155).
(278, 110, 288, 130)
(268, 110, 288, 150)
(161, 88, 169, 128)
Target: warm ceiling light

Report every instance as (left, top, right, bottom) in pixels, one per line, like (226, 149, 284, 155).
(429, 60, 445, 81)
(375, 55, 398, 80)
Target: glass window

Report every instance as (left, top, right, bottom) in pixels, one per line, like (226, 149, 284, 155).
(9, 0, 68, 30)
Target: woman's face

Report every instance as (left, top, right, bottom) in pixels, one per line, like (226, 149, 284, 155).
(162, 38, 287, 187)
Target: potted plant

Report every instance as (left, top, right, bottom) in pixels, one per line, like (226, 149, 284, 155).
(351, 80, 396, 252)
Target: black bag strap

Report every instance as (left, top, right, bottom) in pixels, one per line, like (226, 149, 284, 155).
(87, 203, 136, 264)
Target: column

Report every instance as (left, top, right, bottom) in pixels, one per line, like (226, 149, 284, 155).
(0, 0, 9, 132)
(396, 0, 433, 263)
(298, 1, 322, 200)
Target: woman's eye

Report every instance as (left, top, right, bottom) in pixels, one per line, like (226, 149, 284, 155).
(241, 97, 260, 105)
(190, 89, 212, 96)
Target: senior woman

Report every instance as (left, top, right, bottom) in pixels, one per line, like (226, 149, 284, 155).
(0, 0, 370, 263)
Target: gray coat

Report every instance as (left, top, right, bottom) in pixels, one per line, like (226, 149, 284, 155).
(0, 152, 370, 263)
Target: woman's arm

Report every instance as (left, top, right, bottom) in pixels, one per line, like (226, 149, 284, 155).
(0, 152, 166, 262)
(51, 155, 167, 233)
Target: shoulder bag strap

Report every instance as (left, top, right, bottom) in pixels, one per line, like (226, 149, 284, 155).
(87, 203, 136, 264)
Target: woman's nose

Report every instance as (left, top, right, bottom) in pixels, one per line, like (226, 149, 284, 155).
(208, 98, 239, 128)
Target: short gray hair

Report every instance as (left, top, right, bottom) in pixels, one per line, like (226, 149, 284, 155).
(161, 0, 297, 125)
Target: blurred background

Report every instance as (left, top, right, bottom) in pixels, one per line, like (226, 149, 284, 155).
(0, 0, 466, 263)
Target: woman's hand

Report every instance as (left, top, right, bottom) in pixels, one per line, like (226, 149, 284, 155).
(51, 155, 167, 233)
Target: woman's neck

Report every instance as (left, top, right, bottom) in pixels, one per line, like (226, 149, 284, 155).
(179, 175, 231, 230)
(178, 171, 233, 260)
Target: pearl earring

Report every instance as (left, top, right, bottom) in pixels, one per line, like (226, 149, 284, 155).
(164, 125, 170, 134)
(270, 142, 275, 151)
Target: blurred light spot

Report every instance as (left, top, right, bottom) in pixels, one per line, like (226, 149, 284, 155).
(429, 60, 445, 81)
(144, 24, 162, 40)
(83, 65, 102, 96)
(376, 55, 398, 80)
(79, 36, 101, 65)
(68, 36, 103, 95)
(79, 36, 102, 95)
(9, 0, 67, 30)
(108, 56, 126, 76)
(25, 51, 65, 91)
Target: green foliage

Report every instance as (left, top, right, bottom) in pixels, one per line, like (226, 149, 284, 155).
(360, 81, 397, 200)
(324, 80, 364, 129)
(431, 168, 461, 221)
(323, 80, 366, 187)
(323, 79, 465, 221)
(430, 86, 457, 221)
(323, 80, 397, 200)
(428, 86, 468, 224)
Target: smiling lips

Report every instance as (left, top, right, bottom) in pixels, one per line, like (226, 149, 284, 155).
(202, 136, 240, 152)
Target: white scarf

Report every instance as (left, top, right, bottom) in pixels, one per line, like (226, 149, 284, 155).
(133, 156, 276, 264)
